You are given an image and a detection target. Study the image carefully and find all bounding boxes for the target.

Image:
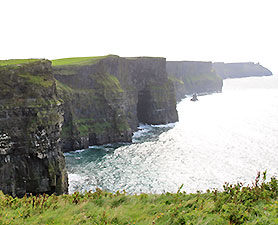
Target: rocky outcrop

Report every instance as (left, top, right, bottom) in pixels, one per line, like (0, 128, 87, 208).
(213, 62, 272, 79)
(166, 61, 223, 101)
(0, 60, 68, 197)
(53, 55, 178, 152)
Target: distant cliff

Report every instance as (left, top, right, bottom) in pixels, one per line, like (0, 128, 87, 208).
(166, 61, 223, 101)
(213, 62, 272, 79)
(0, 60, 68, 196)
(53, 55, 178, 152)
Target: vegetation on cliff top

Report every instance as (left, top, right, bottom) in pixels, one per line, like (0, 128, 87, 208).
(1, 172, 278, 224)
(52, 55, 114, 66)
(0, 59, 41, 66)
(0, 60, 60, 108)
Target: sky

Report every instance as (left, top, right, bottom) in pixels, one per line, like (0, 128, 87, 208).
(1, 0, 278, 73)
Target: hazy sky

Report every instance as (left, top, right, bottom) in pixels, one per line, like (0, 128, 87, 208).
(1, 0, 277, 73)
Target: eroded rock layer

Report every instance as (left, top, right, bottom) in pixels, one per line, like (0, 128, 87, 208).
(0, 60, 68, 196)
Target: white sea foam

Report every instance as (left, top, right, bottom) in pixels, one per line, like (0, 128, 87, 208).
(64, 149, 85, 156)
(132, 124, 152, 142)
(151, 122, 176, 128)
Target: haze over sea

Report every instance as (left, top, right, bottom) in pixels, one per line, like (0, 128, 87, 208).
(65, 75, 278, 194)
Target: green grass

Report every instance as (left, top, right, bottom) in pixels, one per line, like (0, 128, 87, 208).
(52, 56, 112, 67)
(54, 68, 76, 75)
(55, 80, 99, 96)
(55, 80, 74, 92)
(73, 118, 112, 135)
(1, 172, 278, 224)
(168, 75, 184, 85)
(18, 74, 53, 87)
(0, 59, 40, 66)
(97, 74, 124, 93)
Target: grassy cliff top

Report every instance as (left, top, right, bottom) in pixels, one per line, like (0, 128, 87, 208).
(0, 172, 278, 224)
(0, 59, 41, 66)
(52, 55, 118, 66)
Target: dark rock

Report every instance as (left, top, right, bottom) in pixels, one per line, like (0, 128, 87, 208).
(190, 93, 198, 102)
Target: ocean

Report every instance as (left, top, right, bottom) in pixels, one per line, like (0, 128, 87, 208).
(65, 75, 278, 194)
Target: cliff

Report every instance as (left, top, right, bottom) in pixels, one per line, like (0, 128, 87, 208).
(0, 55, 178, 196)
(166, 61, 223, 101)
(0, 60, 68, 196)
(213, 62, 273, 79)
(53, 55, 178, 152)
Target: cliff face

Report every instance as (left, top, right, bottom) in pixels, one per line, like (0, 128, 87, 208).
(166, 61, 223, 101)
(0, 60, 68, 196)
(213, 62, 273, 79)
(53, 56, 178, 152)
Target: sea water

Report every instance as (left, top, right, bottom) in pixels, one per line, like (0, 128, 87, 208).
(65, 75, 278, 194)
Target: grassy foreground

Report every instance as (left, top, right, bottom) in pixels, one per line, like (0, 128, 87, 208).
(1, 172, 278, 225)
